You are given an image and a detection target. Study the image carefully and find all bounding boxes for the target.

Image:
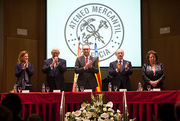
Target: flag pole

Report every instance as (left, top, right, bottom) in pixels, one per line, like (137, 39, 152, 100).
(123, 90, 128, 121)
(72, 37, 81, 92)
(94, 39, 102, 92)
(60, 91, 65, 121)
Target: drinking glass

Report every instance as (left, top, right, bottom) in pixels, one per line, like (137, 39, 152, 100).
(18, 86, 22, 93)
(80, 86, 84, 92)
(46, 86, 50, 92)
(147, 85, 151, 91)
(113, 85, 118, 91)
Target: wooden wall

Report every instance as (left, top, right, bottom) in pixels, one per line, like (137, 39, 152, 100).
(0, 0, 46, 92)
(0, 0, 180, 92)
(0, 0, 4, 92)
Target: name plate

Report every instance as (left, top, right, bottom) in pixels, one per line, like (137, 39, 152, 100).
(22, 90, 30, 93)
(53, 90, 61, 92)
(152, 88, 161, 91)
(84, 89, 92, 92)
(119, 89, 127, 92)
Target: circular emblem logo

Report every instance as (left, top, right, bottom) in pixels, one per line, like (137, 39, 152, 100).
(65, 3, 124, 61)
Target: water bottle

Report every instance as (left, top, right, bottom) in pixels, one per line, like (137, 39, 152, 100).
(108, 82, 112, 92)
(75, 84, 79, 92)
(13, 83, 17, 93)
(42, 83, 46, 92)
(138, 82, 142, 91)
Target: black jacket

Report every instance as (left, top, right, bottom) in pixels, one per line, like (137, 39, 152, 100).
(109, 60, 133, 91)
(42, 58, 67, 91)
(75, 56, 99, 90)
(142, 62, 165, 90)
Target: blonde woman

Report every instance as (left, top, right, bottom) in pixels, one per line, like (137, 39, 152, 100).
(15, 50, 34, 91)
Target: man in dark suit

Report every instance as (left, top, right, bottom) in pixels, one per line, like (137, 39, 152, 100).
(75, 44, 99, 91)
(109, 49, 133, 91)
(42, 48, 67, 91)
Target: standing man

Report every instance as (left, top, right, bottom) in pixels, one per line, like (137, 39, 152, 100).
(42, 48, 67, 91)
(75, 44, 99, 91)
(109, 49, 133, 91)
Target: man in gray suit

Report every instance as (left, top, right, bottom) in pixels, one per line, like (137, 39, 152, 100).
(75, 44, 99, 91)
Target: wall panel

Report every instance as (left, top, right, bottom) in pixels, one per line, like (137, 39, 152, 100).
(4, 37, 37, 92)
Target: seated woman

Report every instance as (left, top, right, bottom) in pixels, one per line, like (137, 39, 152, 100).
(142, 50, 165, 90)
(15, 50, 34, 91)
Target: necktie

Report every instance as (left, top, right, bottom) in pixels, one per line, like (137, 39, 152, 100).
(86, 57, 88, 64)
(119, 60, 122, 72)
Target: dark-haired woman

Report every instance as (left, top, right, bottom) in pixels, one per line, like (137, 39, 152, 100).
(142, 50, 165, 90)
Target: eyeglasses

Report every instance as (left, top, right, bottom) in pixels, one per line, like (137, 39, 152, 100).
(52, 52, 59, 54)
(83, 48, 89, 51)
(149, 56, 155, 59)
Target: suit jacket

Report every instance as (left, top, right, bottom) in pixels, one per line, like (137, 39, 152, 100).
(109, 60, 133, 90)
(75, 56, 99, 90)
(15, 63, 34, 88)
(142, 62, 165, 89)
(42, 58, 67, 90)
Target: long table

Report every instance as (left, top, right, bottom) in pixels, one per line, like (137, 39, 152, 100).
(1, 91, 180, 121)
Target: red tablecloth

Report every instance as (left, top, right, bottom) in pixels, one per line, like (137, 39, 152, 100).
(1, 91, 180, 121)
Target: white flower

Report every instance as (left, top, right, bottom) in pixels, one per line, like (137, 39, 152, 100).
(95, 102, 102, 106)
(117, 109, 121, 113)
(83, 109, 86, 113)
(65, 112, 71, 117)
(64, 118, 69, 121)
(84, 119, 90, 121)
(106, 101, 113, 108)
(73, 110, 81, 117)
(103, 107, 107, 112)
(65, 93, 135, 120)
(98, 118, 104, 121)
(80, 107, 85, 110)
(75, 117, 81, 121)
(115, 113, 122, 120)
(108, 108, 114, 113)
(86, 111, 93, 118)
(81, 102, 87, 108)
(72, 111, 75, 115)
(101, 113, 109, 119)
(109, 117, 114, 121)
(110, 112, 113, 116)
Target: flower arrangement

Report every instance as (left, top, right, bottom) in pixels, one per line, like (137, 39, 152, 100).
(65, 93, 135, 121)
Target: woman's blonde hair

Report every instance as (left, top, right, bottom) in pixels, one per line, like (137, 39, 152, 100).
(17, 50, 28, 64)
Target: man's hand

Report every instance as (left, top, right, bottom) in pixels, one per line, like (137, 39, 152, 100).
(84, 63, 89, 70)
(125, 62, 129, 70)
(50, 59, 56, 68)
(84, 60, 92, 70)
(54, 57, 59, 65)
(88, 60, 92, 68)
